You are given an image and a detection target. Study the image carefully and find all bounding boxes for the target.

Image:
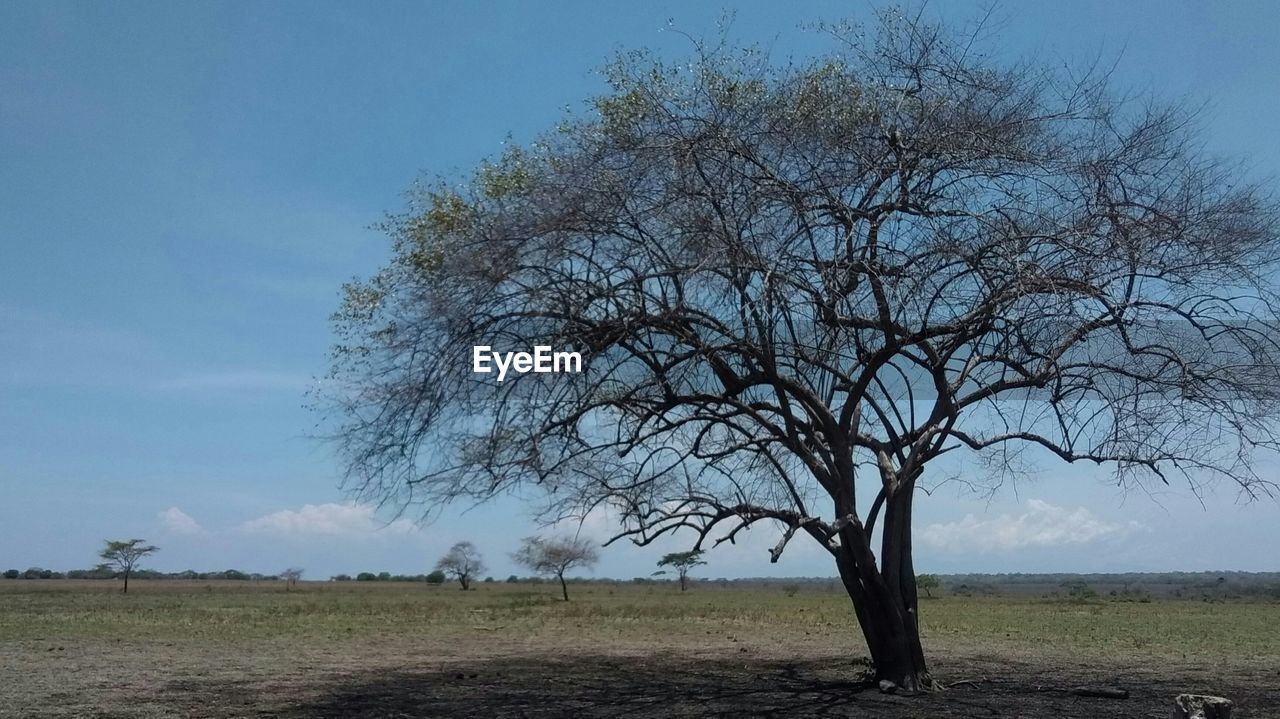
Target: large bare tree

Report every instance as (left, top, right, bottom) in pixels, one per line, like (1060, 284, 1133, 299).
(326, 12, 1280, 690)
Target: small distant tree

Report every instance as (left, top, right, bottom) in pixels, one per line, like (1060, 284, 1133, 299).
(916, 574, 940, 599)
(513, 535, 600, 601)
(332, 574, 353, 582)
(425, 569, 446, 585)
(2, 569, 17, 579)
(99, 539, 158, 594)
(356, 572, 377, 581)
(281, 567, 305, 590)
(435, 541, 485, 590)
(656, 550, 706, 591)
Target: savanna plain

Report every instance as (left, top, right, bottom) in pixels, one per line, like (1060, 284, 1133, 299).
(2, 579, 1277, 718)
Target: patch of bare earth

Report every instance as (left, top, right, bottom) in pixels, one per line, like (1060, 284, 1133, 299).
(5, 638, 1277, 718)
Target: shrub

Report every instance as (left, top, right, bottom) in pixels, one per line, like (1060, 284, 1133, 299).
(1063, 581, 1098, 602)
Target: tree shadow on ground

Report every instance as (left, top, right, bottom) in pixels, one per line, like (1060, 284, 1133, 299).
(236, 654, 1278, 719)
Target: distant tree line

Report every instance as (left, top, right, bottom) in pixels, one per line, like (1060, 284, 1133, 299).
(1, 567, 301, 581)
(331, 570, 449, 583)
(939, 571, 1280, 588)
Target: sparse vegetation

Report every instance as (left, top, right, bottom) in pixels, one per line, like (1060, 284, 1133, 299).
(2, 579, 1278, 716)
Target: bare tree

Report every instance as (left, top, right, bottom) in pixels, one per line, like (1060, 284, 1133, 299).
(435, 541, 485, 590)
(326, 11, 1280, 691)
(281, 567, 305, 590)
(513, 535, 599, 601)
(656, 550, 706, 592)
(99, 539, 158, 594)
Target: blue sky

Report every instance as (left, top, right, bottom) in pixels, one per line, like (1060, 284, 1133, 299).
(3, 1, 1279, 580)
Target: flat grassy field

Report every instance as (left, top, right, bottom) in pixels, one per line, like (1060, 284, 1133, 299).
(2, 580, 1277, 717)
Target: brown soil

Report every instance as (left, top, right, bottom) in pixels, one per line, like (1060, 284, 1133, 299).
(9, 646, 1277, 718)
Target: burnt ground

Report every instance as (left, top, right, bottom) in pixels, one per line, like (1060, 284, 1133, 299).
(138, 653, 1278, 719)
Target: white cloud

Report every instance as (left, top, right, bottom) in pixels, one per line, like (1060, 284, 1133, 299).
(919, 499, 1141, 553)
(237, 503, 417, 539)
(158, 507, 207, 536)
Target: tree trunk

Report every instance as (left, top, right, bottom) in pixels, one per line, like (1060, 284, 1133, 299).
(835, 549, 930, 690)
(679, 572, 688, 591)
(459, 575, 469, 591)
(833, 486, 932, 691)
(122, 569, 129, 594)
(559, 574, 569, 601)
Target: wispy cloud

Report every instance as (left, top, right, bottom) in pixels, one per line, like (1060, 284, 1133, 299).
(237, 503, 417, 539)
(919, 499, 1142, 553)
(158, 507, 207, 536)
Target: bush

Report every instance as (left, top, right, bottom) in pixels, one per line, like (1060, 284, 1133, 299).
(356, 572, 378, 581)
(425, 570, 446, 584)
(1063, 581, 1098, 602)
(67, 567, 115, 580)
(3, 569, 19, 579)
(332, 574, 353, 582)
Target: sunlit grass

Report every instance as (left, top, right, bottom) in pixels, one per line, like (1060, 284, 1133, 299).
(2, 580, 1277, 666)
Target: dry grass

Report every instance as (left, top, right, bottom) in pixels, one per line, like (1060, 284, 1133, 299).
(2, 580, 1278, 717)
